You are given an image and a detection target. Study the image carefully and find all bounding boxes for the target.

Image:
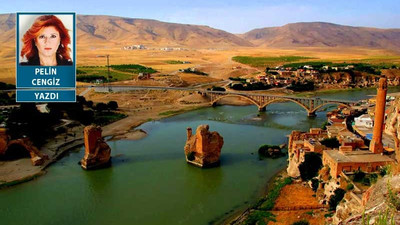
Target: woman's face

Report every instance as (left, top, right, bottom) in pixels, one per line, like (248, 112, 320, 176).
(35, 26, 60, 58)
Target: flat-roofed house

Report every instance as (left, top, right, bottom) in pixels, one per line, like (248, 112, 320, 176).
(355, 114, 373, 128)
(322, 150, 394, 178)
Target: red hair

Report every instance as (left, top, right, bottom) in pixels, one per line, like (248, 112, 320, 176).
(21, 15, 71, 62)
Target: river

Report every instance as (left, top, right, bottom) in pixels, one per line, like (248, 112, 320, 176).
(1, 87, 399, 225)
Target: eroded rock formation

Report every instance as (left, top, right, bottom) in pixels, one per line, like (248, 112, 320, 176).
(385, 97, 400, 162)
(184, 124, 224, 167)
(80, 125, 111, 170)
(0, 128, 48, 166)
(334, 176, 400, 225)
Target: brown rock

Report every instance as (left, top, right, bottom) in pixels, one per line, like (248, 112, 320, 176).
(7, 138, 49, 166)
(0, 128, 8, 155)
(0, 128, 48, 166)
(184, 124, 224, 167)
(80, 125, 111, 170)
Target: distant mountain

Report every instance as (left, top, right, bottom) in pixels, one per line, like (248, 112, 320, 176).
(241, 22, 400, 50)
(0, 14, 253, 48)
(1, 14, 400, 50)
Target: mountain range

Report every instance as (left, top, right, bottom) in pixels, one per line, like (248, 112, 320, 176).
(0, 13, 400, 50)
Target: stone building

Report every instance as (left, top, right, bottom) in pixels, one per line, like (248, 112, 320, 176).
(322, 150, 393, 178)
(322, 76, 393, 178)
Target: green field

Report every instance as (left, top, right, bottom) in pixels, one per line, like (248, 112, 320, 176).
(164, 60, 187, 64)
(232, 56, 315, 67)
(77, 64, 157, 82)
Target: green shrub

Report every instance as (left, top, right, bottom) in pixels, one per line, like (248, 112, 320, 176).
(311, 178, 319, 192)
(211, 86, 226, 92)
(346, 183, 354, 191)
(287, 80, 315, 92)
(107, 101, 119, 110)
(320, 137, 340, 148)
(299, 153, 322, 181)
(244, 211, 276, 225)
(329, 188, 346, 210)
(370, 173, 378, 184)
(353, 170, 366, 182)
(110, 64, 157, 74)
(292, 220, 310, 225)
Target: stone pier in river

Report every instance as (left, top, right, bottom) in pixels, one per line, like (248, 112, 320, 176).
(184, 124, 224, 167)
(80, 125, 111, 170)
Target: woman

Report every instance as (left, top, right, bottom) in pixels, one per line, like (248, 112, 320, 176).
(20, 15, 72, 66)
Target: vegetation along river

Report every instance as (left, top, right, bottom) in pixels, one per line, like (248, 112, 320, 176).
(1, 87, 399, 225)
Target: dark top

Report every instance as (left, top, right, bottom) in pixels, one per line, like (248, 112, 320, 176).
(20, 55, 73, 66)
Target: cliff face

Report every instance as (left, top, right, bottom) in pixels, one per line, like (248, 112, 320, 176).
(385, 97, 400, 162)
(184, 125, 223, 167)
(334, 176, 400, 225)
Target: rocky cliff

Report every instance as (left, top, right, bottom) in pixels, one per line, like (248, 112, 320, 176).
(385, 97, 400, 162)
(334, 175, 400, 224)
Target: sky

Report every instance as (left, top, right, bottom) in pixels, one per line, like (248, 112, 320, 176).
(1, 0, 399, 33)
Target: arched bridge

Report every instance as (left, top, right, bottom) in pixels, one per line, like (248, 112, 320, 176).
(80, 85, 360, 117)
(205, 91, 358, 117)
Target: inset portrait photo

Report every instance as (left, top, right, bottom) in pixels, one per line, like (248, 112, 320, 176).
(18, 13, 74, 66)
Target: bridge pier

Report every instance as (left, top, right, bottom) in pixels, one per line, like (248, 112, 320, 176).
(258, 106, 266, 112)
(307, 111, 317, 117)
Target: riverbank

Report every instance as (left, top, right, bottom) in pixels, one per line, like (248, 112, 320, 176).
(222, 168, 288, 225)
(0, 100, 210, 189)
(226, 169, 328, 225)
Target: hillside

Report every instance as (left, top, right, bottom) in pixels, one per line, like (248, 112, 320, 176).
(0, 14, 254, 48)
(242, 22, 400, 50)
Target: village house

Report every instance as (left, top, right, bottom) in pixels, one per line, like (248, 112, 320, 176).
(322, 150, 394, 178)
(322, 76, 394, 178)
(288, 128, 328, 160)
(354, 114, 373, 128)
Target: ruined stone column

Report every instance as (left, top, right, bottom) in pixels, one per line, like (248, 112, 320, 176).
(186, 127, 192, 141)
(184, 124, 224, 167)
(370, 76, 388, 154)
(80, 125, 111, 170)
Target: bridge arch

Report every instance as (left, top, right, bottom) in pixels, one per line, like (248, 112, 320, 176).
(211, 94, 261, 108)
(310, 102, 351, 114)
(260, 98, 311, 113)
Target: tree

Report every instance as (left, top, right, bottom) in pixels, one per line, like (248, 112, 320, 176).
(329, 188, 346, 210)
(298, 152, 322, 180)
(320, 137, 340, 148)
(107, 101, 118, 110)
(95, 102, 107, 112)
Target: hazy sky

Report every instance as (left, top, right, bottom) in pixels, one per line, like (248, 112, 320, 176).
(2, 0, 399, 33)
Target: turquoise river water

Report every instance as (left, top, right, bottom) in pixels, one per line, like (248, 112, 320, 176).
(1, 87, 399, 225)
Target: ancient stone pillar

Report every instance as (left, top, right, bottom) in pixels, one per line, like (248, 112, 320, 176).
(184, 124, 224, 167)
(370, 76, 388, 154)
(187, 127, 192, 141)
(80, 125, 111, 170)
